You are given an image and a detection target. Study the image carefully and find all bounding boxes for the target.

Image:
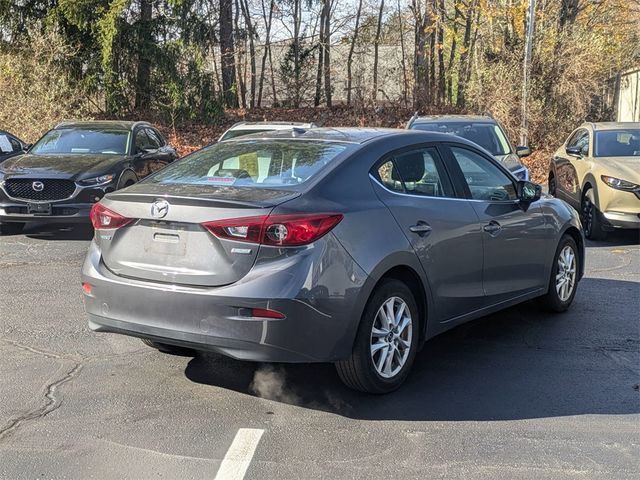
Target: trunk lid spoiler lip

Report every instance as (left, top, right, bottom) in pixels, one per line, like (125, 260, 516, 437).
(104, 190, 302, 209)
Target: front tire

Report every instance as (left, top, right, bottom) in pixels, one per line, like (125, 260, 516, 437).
(582, 188, 607, 240)
(539, 234, 579, 312)
(335, 279, 420, 394)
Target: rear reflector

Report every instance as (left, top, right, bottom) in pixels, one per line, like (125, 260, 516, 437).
(251, 308, 285, 319)
(82, 282, 92, 295)
(90, 203, 133, 230)
(202, 213, 343, 246)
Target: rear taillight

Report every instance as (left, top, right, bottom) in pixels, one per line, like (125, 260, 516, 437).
(202, 213, 343, 246)
(90, 203, 133, 230)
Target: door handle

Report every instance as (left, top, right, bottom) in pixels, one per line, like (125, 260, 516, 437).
(409, 222, 432, 236)
(483, 220, 502, 235)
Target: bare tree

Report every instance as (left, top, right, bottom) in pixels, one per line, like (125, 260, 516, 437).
(135, 0, 152, 110)
(346, 0, 363, 106)
(257, 0, 275, 106)
(372, 0, 385, 102)
(240, 0, 257, 108)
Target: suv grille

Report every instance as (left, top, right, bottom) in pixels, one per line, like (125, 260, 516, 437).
(5, 179, 76, 201)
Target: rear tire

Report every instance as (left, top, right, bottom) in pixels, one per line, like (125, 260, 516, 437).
(539, 234, 579, 312)
(582, 188, 607, 240)
(141, 338, 194, 356)
(0, 222, 25, 235)
(335, 279, 420, 394)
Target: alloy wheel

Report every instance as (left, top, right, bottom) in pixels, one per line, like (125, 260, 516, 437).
(556, 245, 577, 302)
(370, 296, 413, 379)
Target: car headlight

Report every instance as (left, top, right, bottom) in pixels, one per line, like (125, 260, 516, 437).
(600, 175, 639, 191)
(78, 174, 116, 187)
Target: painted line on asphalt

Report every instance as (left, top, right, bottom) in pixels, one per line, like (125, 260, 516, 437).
(214, 428, 264, 480)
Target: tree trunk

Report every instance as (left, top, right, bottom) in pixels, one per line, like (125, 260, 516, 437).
(220, 0, 238, 108)
(293, 0, 301, 107)
(372, 0, 385, 102)
(314, 2, 326, 107)
(234, 0, 246, 108)
(240, 0, 256, 108)
(436, 0, 446, 104)
(346, 0, 363, 106)
(456, 0, 477, 108)
(373, 0, 384, 102)
(134, 0, 152, 111)
(397, 0, 408, 107)
(257, 0, 275, 107)
(323, 0, 331, 107)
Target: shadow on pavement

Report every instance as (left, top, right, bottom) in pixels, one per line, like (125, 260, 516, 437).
(586, 229, 640, 248)
(22, 222, 94, 241)
(185, 277, 639, 421)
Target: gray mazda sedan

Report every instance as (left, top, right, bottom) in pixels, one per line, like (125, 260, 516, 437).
(81, 128, 584, 393)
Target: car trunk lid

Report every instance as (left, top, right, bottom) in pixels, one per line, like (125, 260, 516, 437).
(97, 185, 299, 286)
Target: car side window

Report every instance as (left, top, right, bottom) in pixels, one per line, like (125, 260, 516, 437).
(567, 129, 589, 153)
(0, 134, 13, 153)
(450, 147, 517, 201)
(135, 130, 151, 153)
(377, 160, 404, 193)
(145, 128, 163, 148)
(376, 148, 453, 198)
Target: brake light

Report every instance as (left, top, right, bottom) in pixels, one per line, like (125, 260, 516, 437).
(90, 203, 133, 230)
(202, 213, 343, 246)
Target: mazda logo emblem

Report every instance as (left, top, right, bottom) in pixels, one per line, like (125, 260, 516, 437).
(150, 199, 169, 219)
(32, 181, 44, 192)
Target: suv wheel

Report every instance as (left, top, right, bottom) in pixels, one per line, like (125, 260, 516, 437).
(548, 174, 557, 196)
(335, 279, 419, 394)
(582, 188, 606, 240)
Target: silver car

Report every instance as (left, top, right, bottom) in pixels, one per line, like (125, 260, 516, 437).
(81, 128, 584, 393)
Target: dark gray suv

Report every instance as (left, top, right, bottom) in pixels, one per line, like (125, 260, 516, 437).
(81, 128, 584, 393)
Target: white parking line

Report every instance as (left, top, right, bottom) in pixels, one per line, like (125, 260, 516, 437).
(214, 428, 264, 480)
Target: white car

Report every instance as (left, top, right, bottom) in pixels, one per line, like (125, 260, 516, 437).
(218, 122, 316, 141)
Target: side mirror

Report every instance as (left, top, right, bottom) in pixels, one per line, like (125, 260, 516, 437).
(566, 146, 583, 158)
(137, 147, 158, 158)
(516, 146, 531, 157)
(22, 143, 32, 152)
(517, 180, 541, 204)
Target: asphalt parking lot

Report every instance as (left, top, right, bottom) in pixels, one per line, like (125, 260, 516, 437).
(0, 223, 638, 479)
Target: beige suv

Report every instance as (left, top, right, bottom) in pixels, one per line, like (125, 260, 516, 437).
(549, 122, 640, 240)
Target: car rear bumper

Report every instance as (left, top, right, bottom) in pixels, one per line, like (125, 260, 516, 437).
(81, 236, 368, 363)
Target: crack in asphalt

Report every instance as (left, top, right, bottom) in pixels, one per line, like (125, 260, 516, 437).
(0, 362, 83, 441)
(0, 337, 152, 441)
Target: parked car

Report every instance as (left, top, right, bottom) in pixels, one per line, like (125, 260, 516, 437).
(549, 122, 640, 240)
(219, 121, 316, 141)
(0, 130, 28, 164)
(0, 121, 177, 235)
(81, 128, 584, 393)
(406, 114, 531, 181)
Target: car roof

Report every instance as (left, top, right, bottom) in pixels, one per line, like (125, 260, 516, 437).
(220, 126, 478, 147)
(53, 120, 152, 131)
(587, 122, 640, 131)
(410, 114, 496, 125)
(225, 121, 316, 131)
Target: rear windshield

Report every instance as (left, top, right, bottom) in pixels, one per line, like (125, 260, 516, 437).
(146, 140, 348, 187)
(31, 128, 130, 155)
(594, 129, 640, 157)
(411, 122, 511, 156)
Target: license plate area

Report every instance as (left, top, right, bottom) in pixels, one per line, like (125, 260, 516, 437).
(27, 203, 52, 215)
